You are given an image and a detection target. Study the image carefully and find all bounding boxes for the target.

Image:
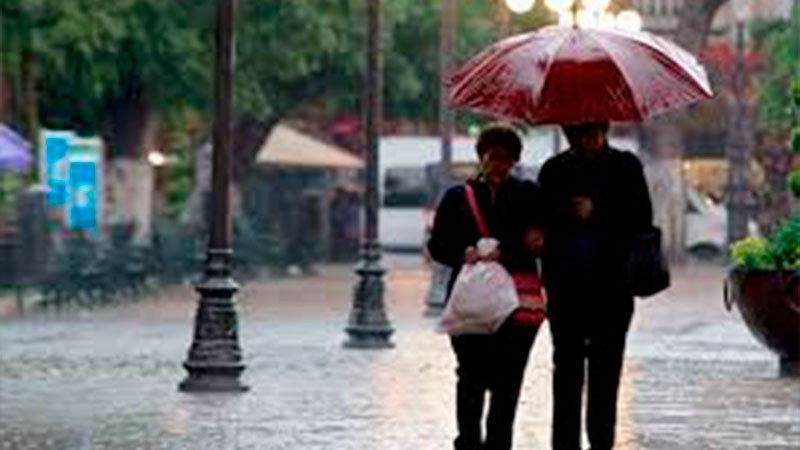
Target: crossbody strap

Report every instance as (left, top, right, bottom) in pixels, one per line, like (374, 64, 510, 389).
(464, 183, 491, 238)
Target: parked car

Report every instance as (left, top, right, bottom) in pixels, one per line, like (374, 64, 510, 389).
(686, 188, 759, 260)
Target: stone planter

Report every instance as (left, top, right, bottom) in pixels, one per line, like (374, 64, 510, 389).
(725, 269, 800, 377)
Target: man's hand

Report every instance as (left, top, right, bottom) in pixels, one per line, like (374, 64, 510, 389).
(571, 195, 593, 221)
(481, 248, 502, 262)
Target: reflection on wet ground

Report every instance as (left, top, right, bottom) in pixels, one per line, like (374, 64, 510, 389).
(0, 259, 797, 449)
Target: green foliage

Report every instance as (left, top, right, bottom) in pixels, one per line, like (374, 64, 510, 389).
(731, 237, 775, 270)
(791, 169, 800, 198)
(792, 127, 800, 154)
(0, 174, 22, 221)
(793, 79, 800, 154)
(2, 0, 549, 137)
(731, 216, 800, 270)
(754, 4, 798, 133)
(162, 124, 193, 218)
(0, 0, 212, 132)
(768, 215, 800, 269)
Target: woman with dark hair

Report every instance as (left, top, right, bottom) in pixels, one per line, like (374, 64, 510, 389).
(428, 124, 545, 450)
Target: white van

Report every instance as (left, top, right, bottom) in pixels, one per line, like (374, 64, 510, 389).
(377, 132, 554, 252)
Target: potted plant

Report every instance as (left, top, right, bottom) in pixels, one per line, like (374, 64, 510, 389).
(725, 216, 800, 377)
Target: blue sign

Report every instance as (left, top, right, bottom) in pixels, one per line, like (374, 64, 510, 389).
(40, 131, 104, 233)
(67, 137, 103, 235)
(41, 131, 74, 207)
(68, 161, 98, 231)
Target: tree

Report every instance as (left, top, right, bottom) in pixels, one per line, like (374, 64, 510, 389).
(641, 0, 730, 261)
(2, 0, 522, 234)
(1, 0, 212, 241)
(749, 4, 799, 230)
(185, 0, 511, 226)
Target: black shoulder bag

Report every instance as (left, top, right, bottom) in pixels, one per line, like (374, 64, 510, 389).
(625, 226, 670, 297)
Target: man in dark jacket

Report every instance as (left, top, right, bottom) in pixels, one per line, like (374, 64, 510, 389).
(537, 122, 653, 450)
(428, 124, 544, 450)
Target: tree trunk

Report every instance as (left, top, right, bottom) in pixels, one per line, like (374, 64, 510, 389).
(0, 72, 12, 124)
(21, 49, 39, 181)
(102, 85, 159, 244)
(754, 131, 794, 235)
(641, 0, 730, 262)
(181, 116, 280, 232)
(106, 156, 155, 244)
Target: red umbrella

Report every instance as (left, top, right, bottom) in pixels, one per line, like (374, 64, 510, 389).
(449, 25, 713, 125)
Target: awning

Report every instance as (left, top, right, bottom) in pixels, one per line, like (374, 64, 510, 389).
(0, 124, 33, 172)
(256, 124, 364, 169)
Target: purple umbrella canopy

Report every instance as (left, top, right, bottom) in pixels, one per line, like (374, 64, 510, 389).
(0, 124, 33, 172)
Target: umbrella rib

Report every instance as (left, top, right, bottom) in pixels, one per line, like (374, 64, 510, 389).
(629, 29, 712, 96)
(449, 33, 538, 103)
(531, 30, 574, 108)
(603, 28, 713, 97)
(585, 31, 645, 122)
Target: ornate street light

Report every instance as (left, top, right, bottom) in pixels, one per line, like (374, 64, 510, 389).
(179, 0, 248, 392)
(582, 0, 610, 12)
(541, 0, 643, 31)
(505, 0, 536, 14)
(615, 10, 644, 31)
(425, 0, 458, 317)
(344, 0, 394, 349)
(726, 0, 753, 244)
(439, 0, 456, 193)
(544, 0, 574, 12)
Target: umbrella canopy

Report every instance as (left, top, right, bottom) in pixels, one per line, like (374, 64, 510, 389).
(449, 26, 713, 125)
(256, 124, 364, 169)
(0, 124, 33, 172)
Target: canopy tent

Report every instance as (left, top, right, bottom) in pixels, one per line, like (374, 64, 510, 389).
(256, 124, 363, 169)
(0, 124, 33, 172)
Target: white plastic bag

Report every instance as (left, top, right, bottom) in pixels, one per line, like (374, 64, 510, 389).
(437, 260, 519, 335)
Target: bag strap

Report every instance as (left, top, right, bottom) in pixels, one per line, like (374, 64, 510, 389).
(464, 183, 491, 238)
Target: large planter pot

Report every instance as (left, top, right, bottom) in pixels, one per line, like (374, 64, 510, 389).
(725, 269, 800, 377)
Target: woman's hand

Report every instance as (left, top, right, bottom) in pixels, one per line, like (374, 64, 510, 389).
(464, 246, 479, 264)
(464, 246, 501, 264)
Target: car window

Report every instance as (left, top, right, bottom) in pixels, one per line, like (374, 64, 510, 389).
(383, 167, 431, 207)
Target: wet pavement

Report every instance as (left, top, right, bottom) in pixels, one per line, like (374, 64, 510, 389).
(0, 256, 798, 450)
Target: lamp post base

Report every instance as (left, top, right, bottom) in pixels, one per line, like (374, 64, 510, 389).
(423, 261, 450, 317)
(179, 369, 249, 393)
(344, 244, 394, 349)
(344, 327, 395, 349)
(179, 251, 248, 393)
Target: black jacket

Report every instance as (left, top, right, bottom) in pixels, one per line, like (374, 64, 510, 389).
(427, 177, 543, 297)
(537, 147, 652, 299)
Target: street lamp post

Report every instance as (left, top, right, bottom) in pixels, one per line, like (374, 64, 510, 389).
(344, 0, 394, 349)
(726, 18, 750, 244)
(424, 0, 458, 317)
(439, 0, 456, 190)
(179, 0, 248, 392)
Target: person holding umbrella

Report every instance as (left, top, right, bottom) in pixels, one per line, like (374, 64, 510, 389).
(448, 22, 712, 450)
(537, 121, 652, 450)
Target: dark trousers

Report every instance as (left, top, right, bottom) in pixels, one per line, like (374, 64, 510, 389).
(450, 321, 539, 450)
(549, 296, 633, 450)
